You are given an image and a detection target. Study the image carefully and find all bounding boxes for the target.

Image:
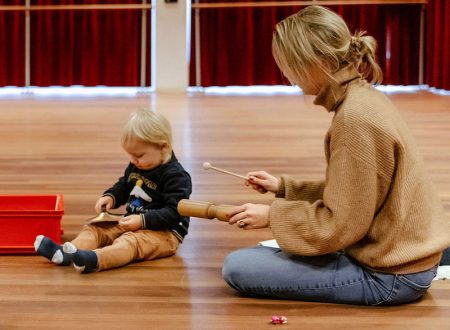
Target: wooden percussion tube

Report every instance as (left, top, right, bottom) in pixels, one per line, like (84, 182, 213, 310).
(177, 199, 236, 222)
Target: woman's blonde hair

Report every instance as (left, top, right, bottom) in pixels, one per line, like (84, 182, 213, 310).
(121, 109, 173, 154)
(272, 5, 382, 88)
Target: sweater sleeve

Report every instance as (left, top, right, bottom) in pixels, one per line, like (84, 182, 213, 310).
(276, 176, 325, 203)
(269, 145, 390, 256)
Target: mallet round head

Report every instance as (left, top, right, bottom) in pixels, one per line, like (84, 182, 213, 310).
(202, 162, 212, 170)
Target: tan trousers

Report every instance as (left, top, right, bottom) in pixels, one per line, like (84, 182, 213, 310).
(71, 223, 179, 271)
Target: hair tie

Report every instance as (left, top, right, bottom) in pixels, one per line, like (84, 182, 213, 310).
(349, 31, 367, 56)
(350, 36, 362, 50)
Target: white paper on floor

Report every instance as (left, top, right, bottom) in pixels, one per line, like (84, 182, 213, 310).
(434, 266, 450, 281)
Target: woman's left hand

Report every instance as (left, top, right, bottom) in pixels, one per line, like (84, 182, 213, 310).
(228, 203, 270, 230)
(119, 214, 142, 231)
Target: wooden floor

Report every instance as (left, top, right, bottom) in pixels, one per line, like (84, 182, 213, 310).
(0, 90, 449, 329)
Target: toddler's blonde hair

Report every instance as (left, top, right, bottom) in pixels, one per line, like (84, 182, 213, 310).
(121, 109, 173, 154)
(272, 5, 382, 89)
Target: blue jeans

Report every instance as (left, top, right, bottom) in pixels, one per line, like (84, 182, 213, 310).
(222, 246, 437, 306)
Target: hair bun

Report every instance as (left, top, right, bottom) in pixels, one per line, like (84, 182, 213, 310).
(349, 31, 366, 55)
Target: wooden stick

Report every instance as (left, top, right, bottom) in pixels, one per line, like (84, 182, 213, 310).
(202, 162, 248, 180)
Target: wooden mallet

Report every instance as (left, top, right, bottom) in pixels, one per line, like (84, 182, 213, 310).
(202, 162, 248, 180)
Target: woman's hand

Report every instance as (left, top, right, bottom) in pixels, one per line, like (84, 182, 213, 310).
(228, 203, 270, 230)
(95, 196, 114, 213)
(245, 171, 279, 194)
(118, 214, 142, 231)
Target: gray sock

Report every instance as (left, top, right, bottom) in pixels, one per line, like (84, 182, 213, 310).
(63, 242, 98, 274)
(34, 235, 72, 266)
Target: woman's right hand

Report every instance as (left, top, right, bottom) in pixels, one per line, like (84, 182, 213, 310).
(95, 196, 114, 214)
(245, 171, 279, 194)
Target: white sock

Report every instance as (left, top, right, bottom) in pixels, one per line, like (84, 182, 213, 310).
(63, 242, 77, 254)
(62, 242, 83, 272)
(73, 263, 86, 273)
(51, 250, 64, 264)
(34, 235, 44, 252)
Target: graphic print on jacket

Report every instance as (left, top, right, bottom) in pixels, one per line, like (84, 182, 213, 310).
(128, 179, 152, 213)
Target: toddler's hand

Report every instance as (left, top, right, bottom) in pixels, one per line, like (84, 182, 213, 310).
(245, 171, 279, 194)
(118, 214, 142, 231)
(95, 196, 114, 214)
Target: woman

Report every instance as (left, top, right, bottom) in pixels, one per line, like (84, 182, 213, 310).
(222, 5, 450, 305)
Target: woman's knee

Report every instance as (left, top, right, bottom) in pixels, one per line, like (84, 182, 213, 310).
(222, 249, 251, 291)
(222, 247, 269, 285)
(222, 250, 242, 282)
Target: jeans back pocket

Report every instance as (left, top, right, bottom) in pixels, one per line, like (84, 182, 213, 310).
(383, 267, 437, 305)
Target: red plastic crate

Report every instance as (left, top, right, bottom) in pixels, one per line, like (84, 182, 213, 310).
(0, 195, 64, 254)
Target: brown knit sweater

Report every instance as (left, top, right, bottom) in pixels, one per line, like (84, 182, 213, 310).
(269, 66, 450, 274)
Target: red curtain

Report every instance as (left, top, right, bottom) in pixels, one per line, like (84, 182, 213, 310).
(31, 0, 149, 87)
(0, 0, 150, 87)
(190, 2, 294, 86)
(189, 1, 423, 87)
(426, 0, 450, 90)
(1, 1, 448, 89)
(0, 0, 25, 87)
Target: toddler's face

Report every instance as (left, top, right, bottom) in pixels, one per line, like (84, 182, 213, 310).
(122, 139, 167, 170)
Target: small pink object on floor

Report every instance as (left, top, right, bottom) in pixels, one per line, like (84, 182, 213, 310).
(271, 315, 288, 324)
